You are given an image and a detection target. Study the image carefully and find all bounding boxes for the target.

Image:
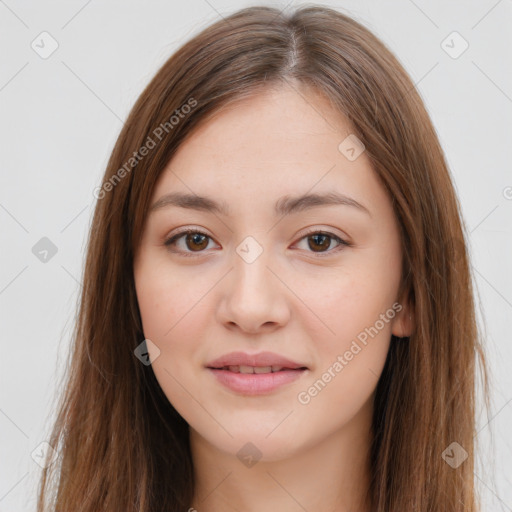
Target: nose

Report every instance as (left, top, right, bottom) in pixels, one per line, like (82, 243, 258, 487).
(216, 242, 291, 335)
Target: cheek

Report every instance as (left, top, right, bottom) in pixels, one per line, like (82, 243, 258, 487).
(292, 271, 395, 429)
(291, 253, 398, 407)
(134, 259, 214, 415)
(134, 253, 212, 341)
(295, 257, 400, 349)
(134, 253, 222, 387)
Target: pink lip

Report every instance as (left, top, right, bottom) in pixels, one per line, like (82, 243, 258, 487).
(206, 351, 307, 369)
(207, 368, 307, 395)
(205, 351, 309, 395)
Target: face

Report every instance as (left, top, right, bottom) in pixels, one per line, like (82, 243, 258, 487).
(133, 83, 411, 461)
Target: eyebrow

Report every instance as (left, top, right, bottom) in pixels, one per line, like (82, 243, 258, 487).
(149, 191, 371, 218)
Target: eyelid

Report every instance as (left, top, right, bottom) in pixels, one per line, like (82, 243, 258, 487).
(293, 227, 350, 257)
(163, 226, 350, 257)
(163, 227, 219, 257)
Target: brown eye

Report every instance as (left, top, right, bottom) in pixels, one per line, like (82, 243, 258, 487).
(185, 232, 209, 251)
(164, 229, 215, 256)
(307, 233, 332, 252)
(294, 230, 349, 256)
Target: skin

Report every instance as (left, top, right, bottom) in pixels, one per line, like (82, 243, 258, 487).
(133, 82, 413, 512)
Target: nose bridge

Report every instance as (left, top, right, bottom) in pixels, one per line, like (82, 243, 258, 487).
(219, 233, 289, 331)
(232, 234, 274, 298)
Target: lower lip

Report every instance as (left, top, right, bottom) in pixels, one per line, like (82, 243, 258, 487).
(207, 368, 307, 395)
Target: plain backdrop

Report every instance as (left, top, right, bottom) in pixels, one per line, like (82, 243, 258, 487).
(0, 1, 511, 510)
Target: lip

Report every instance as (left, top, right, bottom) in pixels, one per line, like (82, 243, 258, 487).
(206, 351, 307, 369)
(205, 351, 309, 396)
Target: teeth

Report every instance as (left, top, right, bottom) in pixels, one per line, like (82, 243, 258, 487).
(220, 365, 286, 373)
(254, 366, 272, 374)
(222, 365, 283, 373)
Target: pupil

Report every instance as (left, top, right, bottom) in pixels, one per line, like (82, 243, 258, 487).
(187, 233, 208, 251)
(309, 234, 329, 252)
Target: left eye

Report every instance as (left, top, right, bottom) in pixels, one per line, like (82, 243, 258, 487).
(294, 231, 348, 255)
(164, 229, 349, 257)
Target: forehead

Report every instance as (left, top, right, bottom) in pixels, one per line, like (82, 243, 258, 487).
(150, 85, 390, 221)
(174, 85, 350, 168)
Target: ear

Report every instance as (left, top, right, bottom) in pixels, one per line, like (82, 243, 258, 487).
(390, 297, 414, 338)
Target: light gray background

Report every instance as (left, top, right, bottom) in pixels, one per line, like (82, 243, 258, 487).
(0, 1, 511, 510)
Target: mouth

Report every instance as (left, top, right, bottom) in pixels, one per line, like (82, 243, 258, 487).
(205, 351, 309, 395)
(207, 365, 308, 373)
(206, 365, 308, 395)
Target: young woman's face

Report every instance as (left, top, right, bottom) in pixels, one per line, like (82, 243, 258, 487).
(134, 84, 411, 461)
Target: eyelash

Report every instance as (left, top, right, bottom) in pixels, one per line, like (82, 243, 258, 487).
(163, 228, 350, 258)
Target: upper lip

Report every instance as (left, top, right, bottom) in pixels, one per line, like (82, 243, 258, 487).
(206, 351, 308, 369)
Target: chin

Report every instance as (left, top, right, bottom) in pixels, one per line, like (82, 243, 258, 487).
(202, 421, 312, 462)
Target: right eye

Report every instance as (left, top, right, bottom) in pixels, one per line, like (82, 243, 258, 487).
(164, 229, 218, 257)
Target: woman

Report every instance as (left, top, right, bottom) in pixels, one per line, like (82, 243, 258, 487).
(37, 5, 488, 511)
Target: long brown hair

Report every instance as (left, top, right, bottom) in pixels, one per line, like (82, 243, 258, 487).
(37, 5, 489, 511)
